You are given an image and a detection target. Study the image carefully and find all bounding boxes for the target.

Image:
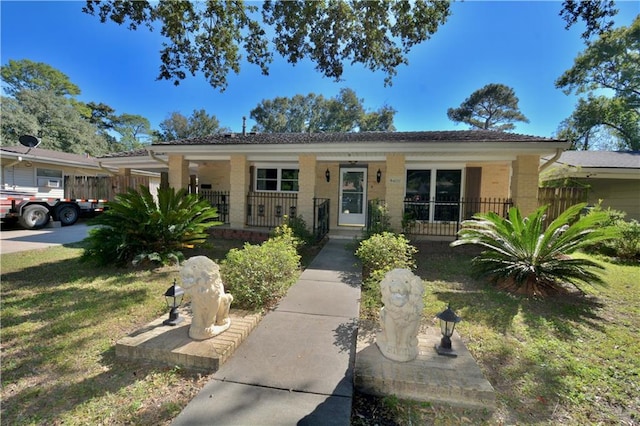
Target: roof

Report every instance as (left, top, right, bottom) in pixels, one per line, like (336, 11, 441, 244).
(153, 130, 561, 146)
(552, 151, 640, 169)
(1, 145, 102, 168)
(98, 130, 566, 161)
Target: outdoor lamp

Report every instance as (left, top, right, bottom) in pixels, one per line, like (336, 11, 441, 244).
(325, 168, 331, 182)
(435, 304, 461, 357)
(376, 168, 382, 183)
(163, 278, 185, 326)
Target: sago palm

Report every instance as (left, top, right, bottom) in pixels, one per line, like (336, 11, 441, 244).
(82, 185, 221, 266)
(451, 203, 616, 296)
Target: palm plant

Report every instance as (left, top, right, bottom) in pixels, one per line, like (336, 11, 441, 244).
(451, 203, 617, 296)
(82, 185, 221, 266)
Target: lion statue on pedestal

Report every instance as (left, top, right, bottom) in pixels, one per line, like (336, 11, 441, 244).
(180, 256, 233, 340)
(376, 268, 424, 362)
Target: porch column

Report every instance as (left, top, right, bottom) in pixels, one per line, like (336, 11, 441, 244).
(229, 155, 248, 228)
(168, 154, 189, 190)
(384, 153, 406, 231)
(297, 155, 317, 227)
(511, 155, 540, 215)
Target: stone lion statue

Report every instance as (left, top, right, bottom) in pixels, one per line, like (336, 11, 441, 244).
(376, 268, 424, 362)
(180, 256, 234, 340)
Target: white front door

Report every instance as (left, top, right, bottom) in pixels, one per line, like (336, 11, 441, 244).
(338, 167, 367, 226)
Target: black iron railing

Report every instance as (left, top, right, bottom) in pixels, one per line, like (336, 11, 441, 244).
(313, 198, 330, 241)
(402, 197, 513, 236)
(246, 192, 298, 228)
(200, 190, 230, 224)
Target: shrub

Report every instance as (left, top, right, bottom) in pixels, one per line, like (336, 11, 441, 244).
(271, 215, 313, 248)
(221, 233, 301, 310)
(355, 232, 417, 282)
(584, 203, 640, 261)
(82, 186, 220, 266)
(362, 199, 392, 239)
(451, 203, 617, 296)
(609, 219, 640, 260)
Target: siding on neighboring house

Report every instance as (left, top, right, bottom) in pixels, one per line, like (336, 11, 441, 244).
(584, 179, 640, 221)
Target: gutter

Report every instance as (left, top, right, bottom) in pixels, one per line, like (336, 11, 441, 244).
(147, 149, 169, 166)
(539, 148, 563, 173)
(97, 161, 117, 176)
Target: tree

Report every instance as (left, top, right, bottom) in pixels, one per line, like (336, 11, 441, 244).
(155, 109, 230, 141)
(112, 113, 152, 150)
(82, 1, 451, 91)
(559, 0, 618, 41)
(556, 16, 640, 150)
(446, 83, 529, 131)
(1, 90, 110, 155)
(0, 59, 81, 97)
(250, 88, 396, 133)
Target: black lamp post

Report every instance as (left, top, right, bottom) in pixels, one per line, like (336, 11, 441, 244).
(435, 304, 461, 357)
(163, 278, 185, 326)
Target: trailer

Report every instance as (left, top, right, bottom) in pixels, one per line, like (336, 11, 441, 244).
(0, 196, 107, 229)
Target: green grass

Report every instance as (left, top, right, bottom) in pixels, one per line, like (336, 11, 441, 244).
(354, 240, 640, 425)
(3, 238, 638, 424)
(0, 239, 245, 425)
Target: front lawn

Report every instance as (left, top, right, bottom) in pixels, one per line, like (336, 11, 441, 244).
(353, 240, 640, 425)
(2, 238, 638, 424)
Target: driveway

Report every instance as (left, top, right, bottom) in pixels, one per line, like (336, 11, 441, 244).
(0, 221, 96, 254)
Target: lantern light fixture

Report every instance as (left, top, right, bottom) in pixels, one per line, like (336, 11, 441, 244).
(376, 168, 382, 183)
(325, 168, 331, 182)
(434, 304, 461, 357)
(163, 278, 185, 326)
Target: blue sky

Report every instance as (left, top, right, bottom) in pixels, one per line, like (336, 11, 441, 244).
(1, 1, 638, 138)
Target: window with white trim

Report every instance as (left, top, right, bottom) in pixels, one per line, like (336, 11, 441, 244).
(405, 169, 462, 222)
(255, 167, 299, 192)
(37, 168, 63, 188)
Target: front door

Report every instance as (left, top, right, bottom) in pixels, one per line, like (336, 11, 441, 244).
(338, 167, 367, 226)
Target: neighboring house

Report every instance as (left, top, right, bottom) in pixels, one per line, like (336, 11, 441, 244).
(98, 130, 569, 238)
(541, 151, 640, 221)
(1, 146, 160, 200)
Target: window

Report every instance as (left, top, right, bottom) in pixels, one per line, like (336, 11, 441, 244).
(405, 169, 462, 222)
(37, 168, 63, 188)
(255, 167, 299, 192)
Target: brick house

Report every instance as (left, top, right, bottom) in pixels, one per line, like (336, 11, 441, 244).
(98, 130, 569, 239)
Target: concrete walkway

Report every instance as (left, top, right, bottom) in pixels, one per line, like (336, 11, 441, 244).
(172, 238, 361, 426)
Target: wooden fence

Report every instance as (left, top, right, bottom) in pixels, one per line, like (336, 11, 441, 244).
(538, 187, 588, 224)
(64, 175, 150, 200)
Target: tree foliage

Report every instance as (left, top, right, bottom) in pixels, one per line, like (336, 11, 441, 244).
(250, 88, 396, 133)
(112, 113, 152, 150)
(446, 83, 529, 131)
(82, 185, 221, 266)
(556, 16, 640, 150)
(559, 0, 618, 41)
(154, 109, 230, 141)
(0, 59, 81, 97)
(82, 0, 451, 91)
(0, 90, 110, 155)
(451, 203, 616, 297)
(0, 59, 155, 154)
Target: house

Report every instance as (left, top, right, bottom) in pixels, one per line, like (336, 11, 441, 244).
(541, 151, 640, 221)
(97, 130, 570, 239)
(0, 145, 160, 200)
